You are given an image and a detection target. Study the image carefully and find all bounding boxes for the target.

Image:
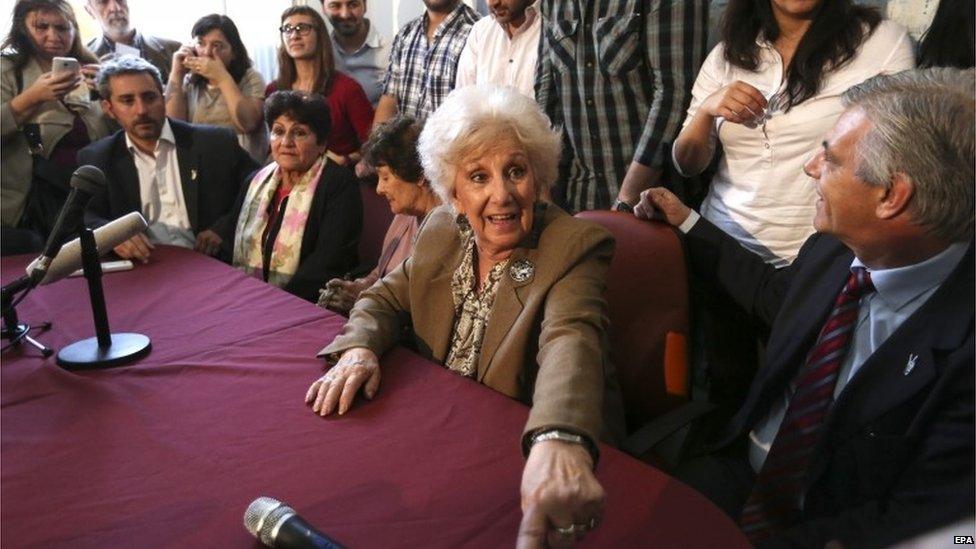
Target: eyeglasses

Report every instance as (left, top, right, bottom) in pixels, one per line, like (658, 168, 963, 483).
(279, 23, 315, 37)
(759, 90, 787, 137)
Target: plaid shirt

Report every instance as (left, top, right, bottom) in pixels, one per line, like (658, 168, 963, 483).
(383, 3, 480, 121)
(536, 0, 707, 211)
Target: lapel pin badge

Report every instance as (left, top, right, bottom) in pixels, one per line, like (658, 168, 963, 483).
(190, 168, 198, 181)
(903, 353, 918, 376)
(508, 259, 534, 283)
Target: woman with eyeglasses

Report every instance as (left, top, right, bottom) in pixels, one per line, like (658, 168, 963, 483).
(670, 0, 914, 267)
(267, 6, 373, 169)
(166, 14, 268, 164)
(222, 90, 362, 302)
(1, 0, 112, 254)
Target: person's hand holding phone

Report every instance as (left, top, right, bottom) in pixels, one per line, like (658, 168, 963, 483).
(27, 69, 81, 103)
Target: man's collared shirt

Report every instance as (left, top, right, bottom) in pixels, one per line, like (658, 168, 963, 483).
(382, 2, 479, 121)
(125, 119, 195, 249)
(536, 0, 706, 212)
(331, 20, 391, 107)
(455, 3, 541, 99)
(747, 242, 970, 473)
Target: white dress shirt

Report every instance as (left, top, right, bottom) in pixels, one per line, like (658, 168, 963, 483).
(126, 119, 195, 248)
(455, 4, 541, 99)
(677, 20, 914, 266)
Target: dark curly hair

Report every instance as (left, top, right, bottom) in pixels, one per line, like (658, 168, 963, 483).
(188, 14, 252, 88)
(1, 0, 97, 72)
(362, 117, 425, 183)
(720, 0, 881, 111)
(265, 90, 331, 145)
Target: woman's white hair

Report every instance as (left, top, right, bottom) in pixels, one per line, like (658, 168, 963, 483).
(417, 85, 561, 208)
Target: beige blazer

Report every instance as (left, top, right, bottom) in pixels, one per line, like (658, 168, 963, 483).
(321, 203, 625, 448)
(0, 55, 112, 226)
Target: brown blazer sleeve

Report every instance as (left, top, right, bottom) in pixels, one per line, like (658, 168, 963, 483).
(522, 225, 617, 450)
(317, 255, 413, 360)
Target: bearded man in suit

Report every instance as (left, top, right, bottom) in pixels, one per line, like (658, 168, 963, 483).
(78, 56, 257, 263)
(636, 67, 974, 547)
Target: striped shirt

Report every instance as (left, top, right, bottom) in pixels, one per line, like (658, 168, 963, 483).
(536, 0, 707, 212)
(383, 3, 480, 121)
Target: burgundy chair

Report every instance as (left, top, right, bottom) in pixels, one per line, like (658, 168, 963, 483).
(575, 210, 711, 467)
(357, 181, 395, 273)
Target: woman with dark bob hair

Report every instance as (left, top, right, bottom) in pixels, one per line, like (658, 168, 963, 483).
(319, 117, 441, 314)
(267, 5, 373, 168)
(1, 0, 111, 252)
(221, 90, 362, 302)
(166, 14, 267, 163)
(670, 0, 914, 266)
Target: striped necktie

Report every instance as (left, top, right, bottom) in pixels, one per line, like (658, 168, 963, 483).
(740, 267, 875, 541)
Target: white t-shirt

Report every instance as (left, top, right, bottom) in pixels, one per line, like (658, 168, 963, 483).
(678, 20, 914, 266)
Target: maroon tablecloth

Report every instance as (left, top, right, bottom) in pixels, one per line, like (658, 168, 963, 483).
(1, 246, 748, 548)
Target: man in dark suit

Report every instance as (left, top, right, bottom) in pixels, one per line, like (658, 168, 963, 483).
(636, 68, 974, 547)
(78, 56, 257, 263)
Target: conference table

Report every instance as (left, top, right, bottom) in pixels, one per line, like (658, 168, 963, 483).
(1, 246, 748, 548)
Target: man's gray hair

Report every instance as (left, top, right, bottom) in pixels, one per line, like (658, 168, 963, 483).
(417, 85, 561, 208)
(96, 55, 164, 100)
(842, 68, 975, 242)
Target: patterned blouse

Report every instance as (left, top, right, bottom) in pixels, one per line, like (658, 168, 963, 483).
(445, 226, 510, 377)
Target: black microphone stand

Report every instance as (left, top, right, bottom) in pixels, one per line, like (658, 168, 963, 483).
(0, 276, 52, 356)
(56, 227, 151, 370)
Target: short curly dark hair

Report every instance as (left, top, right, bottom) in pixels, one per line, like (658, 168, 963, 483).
(265, 90, 331, 145)
(362, 117, 424, 183)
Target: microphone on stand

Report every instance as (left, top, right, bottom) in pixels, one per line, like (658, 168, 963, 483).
(244, 497, 344, 549)
(25, 212, 148, 286)
(28, 165, 106, 285)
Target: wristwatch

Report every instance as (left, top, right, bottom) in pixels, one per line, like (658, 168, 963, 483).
(612, 199, 634, 213)
(528, 429, 599, 465)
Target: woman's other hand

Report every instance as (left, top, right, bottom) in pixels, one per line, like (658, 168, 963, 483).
(322, 278, 367, 314)
(517, 440, 605, 549)
(634, 187, 692, 226)
(170, 44, 194, 82)
(701, 80, 768, 125)
(194, 229, 222, 256)
(182, 55, 230, 84)
(81, 64, 100, 93)
(305, 347, 380, 416)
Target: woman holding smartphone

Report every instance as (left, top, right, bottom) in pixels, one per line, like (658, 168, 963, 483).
(166, 14, 268, 164)
(0, 0, 112, 253)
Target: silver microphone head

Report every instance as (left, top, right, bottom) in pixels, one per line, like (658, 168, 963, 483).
(244, 496, 296, 547)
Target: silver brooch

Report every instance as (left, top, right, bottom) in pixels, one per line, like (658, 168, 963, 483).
(509, 259, 534, 283)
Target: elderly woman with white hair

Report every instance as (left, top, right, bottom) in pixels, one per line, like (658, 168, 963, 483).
(305, 85, 625, 544)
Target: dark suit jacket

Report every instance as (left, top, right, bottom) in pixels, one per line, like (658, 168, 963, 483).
(78, 118, 258, 245)
(219, 159, 363, 302)
(685, 218, 974, 548)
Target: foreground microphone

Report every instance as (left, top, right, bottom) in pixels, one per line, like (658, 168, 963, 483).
(244, 497, 344, 549)
(25, 212, 147, 286)
(29, 165, 107, 283)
